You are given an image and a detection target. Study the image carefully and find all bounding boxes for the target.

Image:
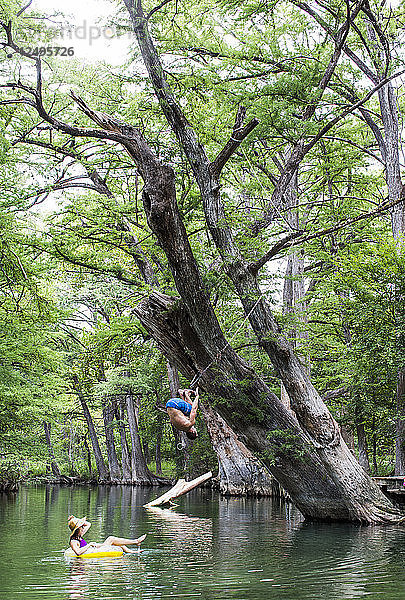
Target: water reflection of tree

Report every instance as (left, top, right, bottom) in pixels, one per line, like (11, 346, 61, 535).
(285, 521, 405, 600)
(146, 507, 213, 557)
(216, 497, 303, 559)
(88, 486, 149, 537)
(43, 484, 60, 535)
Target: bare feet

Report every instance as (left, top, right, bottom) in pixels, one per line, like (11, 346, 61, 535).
(135, 534, 147, 545)
(123, 534, 147, 553)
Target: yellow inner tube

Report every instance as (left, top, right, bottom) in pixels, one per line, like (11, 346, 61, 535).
(64, 546, 124, 559)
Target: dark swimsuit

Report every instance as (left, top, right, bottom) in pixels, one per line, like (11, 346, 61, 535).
(79, 538, 88, 548)
(165, 397, 192, 416)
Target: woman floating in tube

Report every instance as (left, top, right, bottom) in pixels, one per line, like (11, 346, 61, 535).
(68, 516, 146, 556)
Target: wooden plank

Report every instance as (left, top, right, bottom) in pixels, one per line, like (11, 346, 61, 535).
(144, 471, 212, 507)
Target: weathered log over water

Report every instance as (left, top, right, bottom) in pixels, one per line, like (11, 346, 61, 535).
(144, 471, 213, 507)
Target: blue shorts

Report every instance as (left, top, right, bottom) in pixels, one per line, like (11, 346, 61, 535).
(166, 398, 192, 417)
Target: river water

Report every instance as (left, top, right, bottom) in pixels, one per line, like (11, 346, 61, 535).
(1, 485, 405, 599)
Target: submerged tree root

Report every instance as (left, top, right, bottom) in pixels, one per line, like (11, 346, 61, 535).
(347, 499, 404, 525)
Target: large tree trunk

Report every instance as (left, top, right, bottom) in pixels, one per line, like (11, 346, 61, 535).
(356, 421, 371, 474)
(155, 415, 163, 476)
(354, 401, 371, 474)
(103, 399, 122, 483)
(71, 6, 402, 522)
(200, 402, 276, 496)
(72, 375, 109, 481)
(143, 441, 151, 464)
(126, 392, 162, 485)
(83, 436, 93, 478)
(281, 167, 307, 407)
(396, 370, 405, 475)
(135, 291, 399, 522)
(116, 401, 132, 483)
(43, 421, 61, 478)
(372, 414, 378, 473)
(338, 301, 370, 474)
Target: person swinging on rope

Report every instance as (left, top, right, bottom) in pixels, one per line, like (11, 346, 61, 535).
(166, 388, 199, 439)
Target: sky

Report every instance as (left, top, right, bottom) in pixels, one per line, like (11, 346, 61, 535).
(32, 0, 131, 64)
(18, 1, 131, 217)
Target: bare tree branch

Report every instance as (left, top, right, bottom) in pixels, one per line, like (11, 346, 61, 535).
(291, 1, 379, 84)
(301, 0, 360, 121)
(16, 1, 33, 17)
(146, 0, 173, 20)
(211, 107, 259, 177)
(249, 195, 405, 273)
(250, 68, 405, 236)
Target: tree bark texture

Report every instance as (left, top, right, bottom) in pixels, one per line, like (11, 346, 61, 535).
(116, 402, 132, 483)
(72, 375, 109, 481)
(340, 425, 355, 452)
(361, 19, 405, 475)
(281, 167, 308, 407)
(200, 402, 277, 497)
(126, 392, 161, 485)
(103, 400, 122, 482)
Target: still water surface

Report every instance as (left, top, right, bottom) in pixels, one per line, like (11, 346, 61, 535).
(1, 485, 405, 599)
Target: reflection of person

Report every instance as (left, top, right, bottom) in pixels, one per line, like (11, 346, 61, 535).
(166, 388, 199, 439)
(68, 560, 88, 600)
(68, 516, 146, 556)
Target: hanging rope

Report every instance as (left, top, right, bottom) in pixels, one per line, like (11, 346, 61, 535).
(189, 293, 265, 389)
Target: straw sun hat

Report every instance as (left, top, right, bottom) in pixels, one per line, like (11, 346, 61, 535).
(68, 515, 90, 536)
